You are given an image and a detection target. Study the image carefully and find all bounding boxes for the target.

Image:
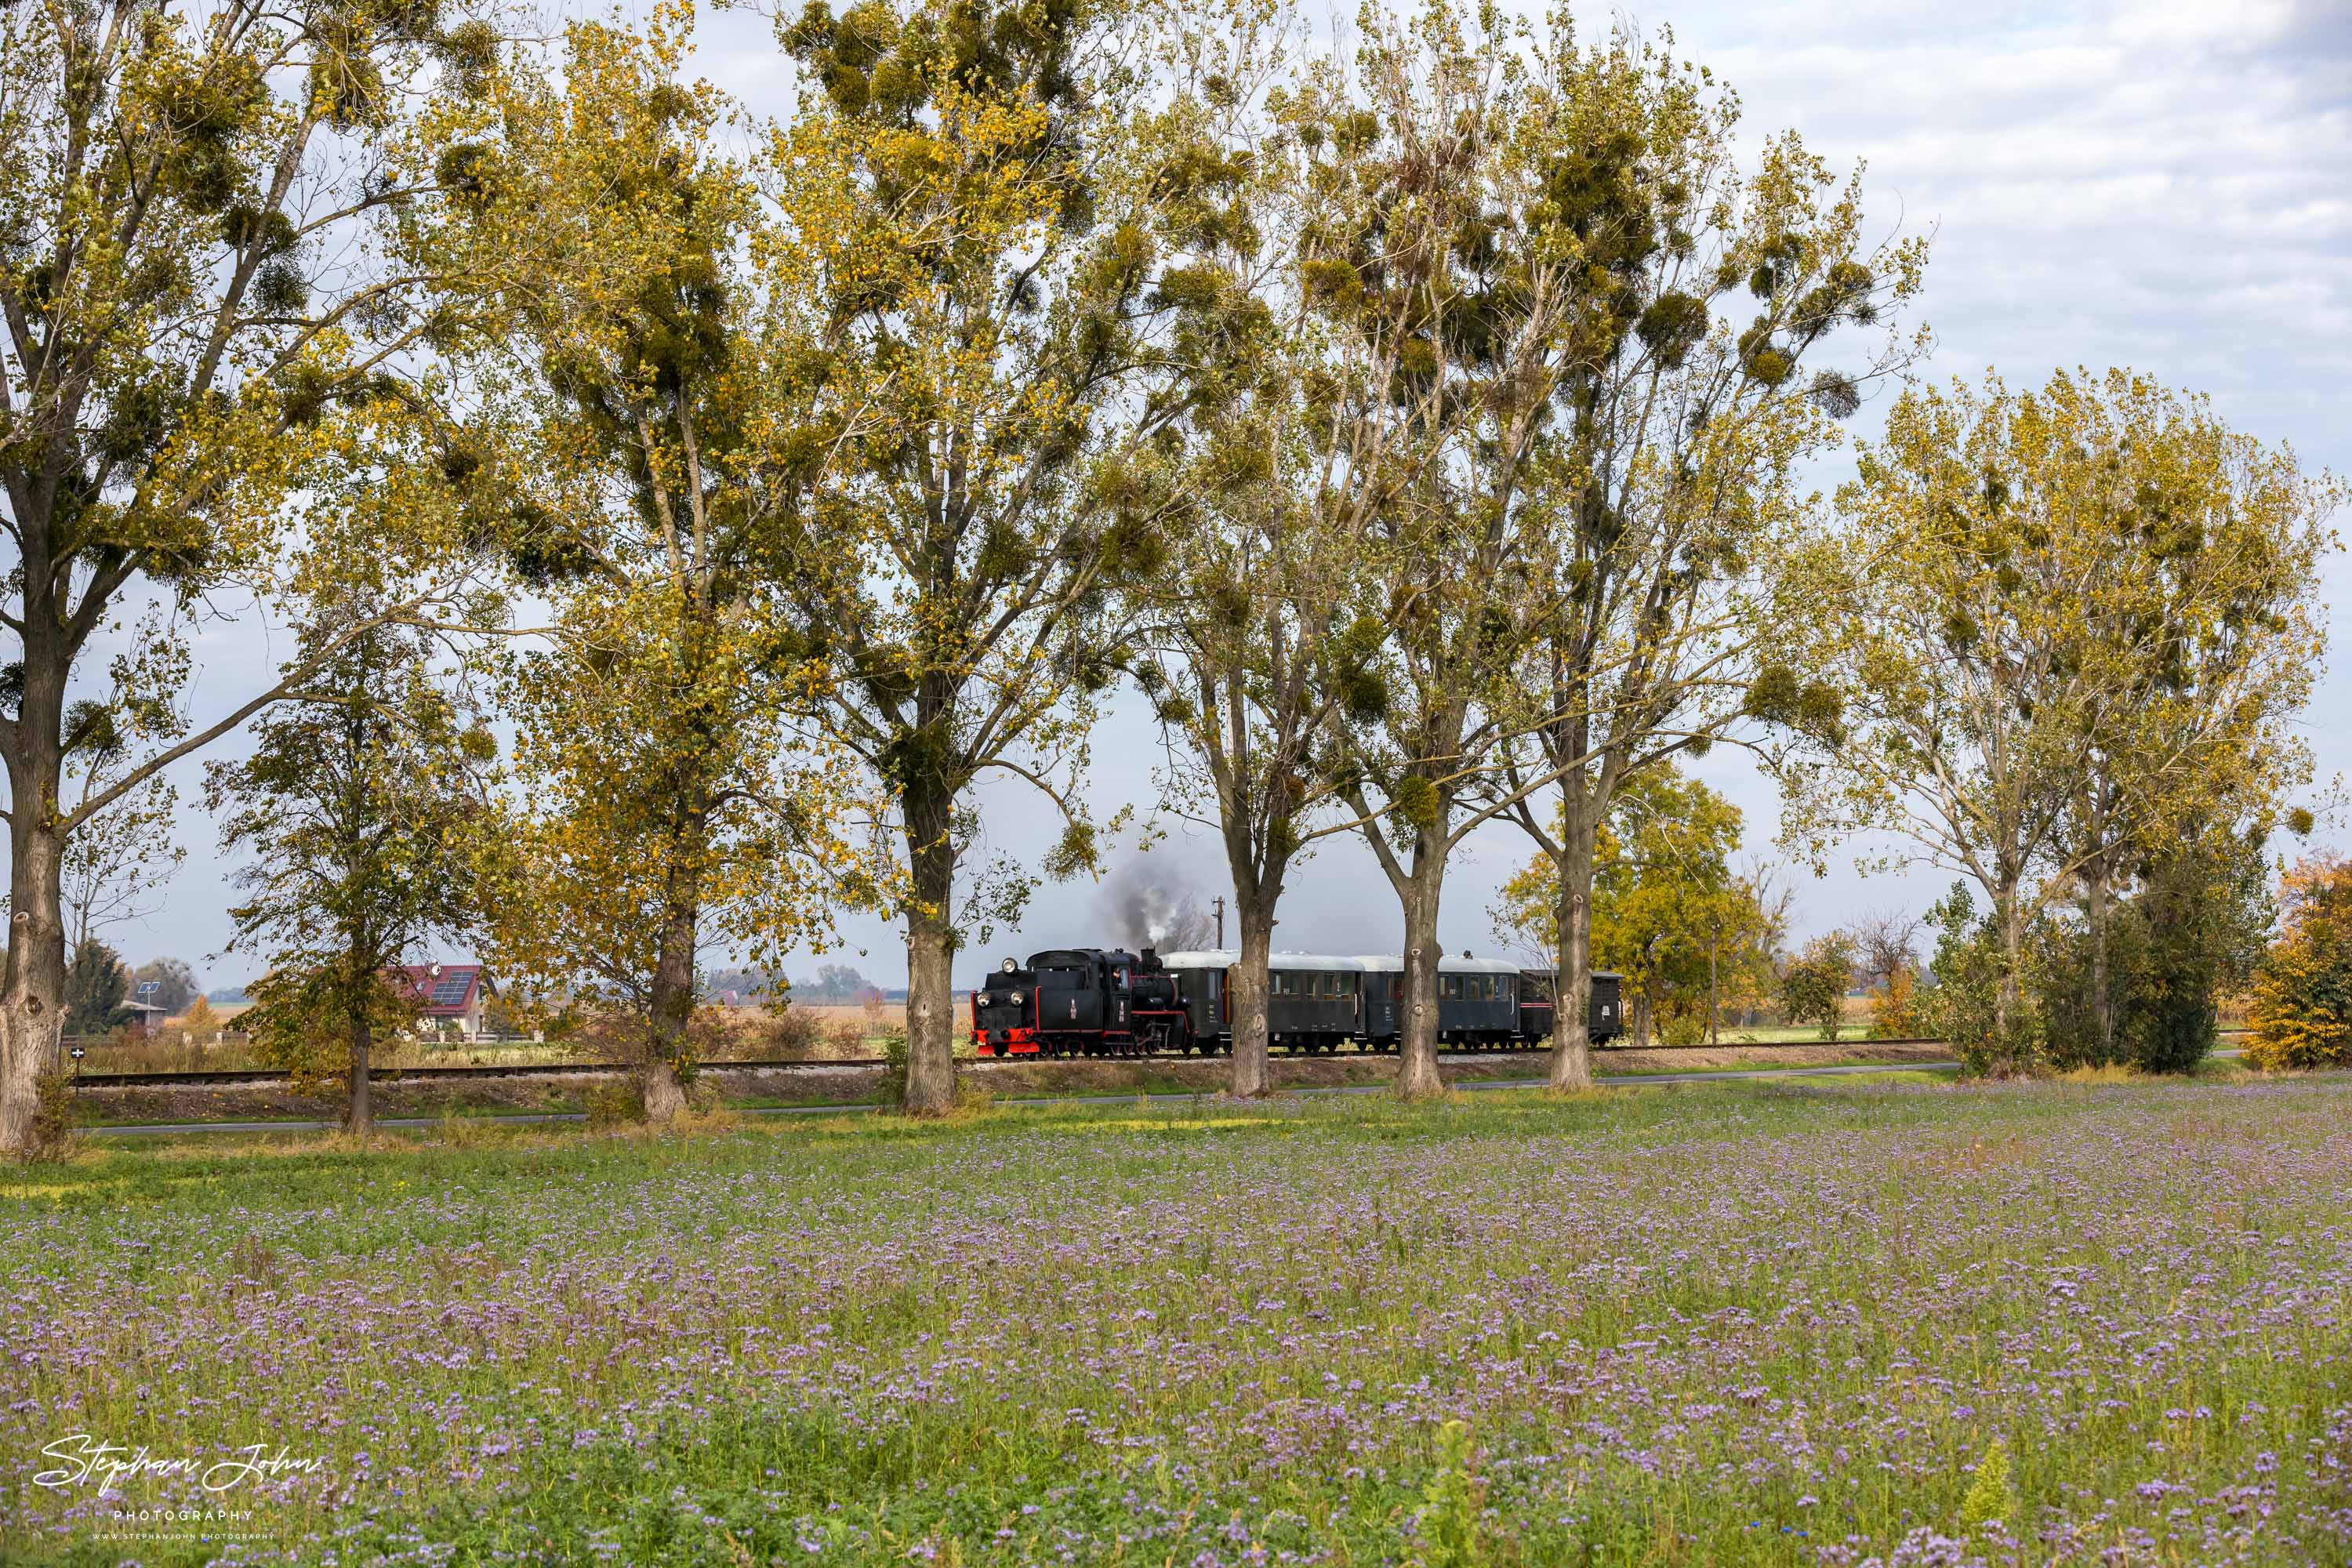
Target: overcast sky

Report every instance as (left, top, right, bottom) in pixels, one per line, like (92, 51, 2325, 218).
(59, 0, 2352, 992)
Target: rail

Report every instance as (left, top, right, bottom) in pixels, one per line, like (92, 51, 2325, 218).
(54, 1033, 2027, 1090)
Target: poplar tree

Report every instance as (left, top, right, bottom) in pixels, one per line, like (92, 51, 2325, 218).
(772, 0, 1199, 1113)
(2046, 372, 2336, 1060)
(423, 9, 878, 1123)
(1121, 5, 1399, 1096)
(1296, 3, 1895, 1098)
(1482, 24, 1924, 1092)
(1302, 0, 1582, 1100)
(0, 0, 498, 1152)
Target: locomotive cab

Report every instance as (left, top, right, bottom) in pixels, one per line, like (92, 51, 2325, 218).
(1129, 948, 1196, 1054)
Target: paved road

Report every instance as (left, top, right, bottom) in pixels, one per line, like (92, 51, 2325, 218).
(81, 1058, 1963, 1138)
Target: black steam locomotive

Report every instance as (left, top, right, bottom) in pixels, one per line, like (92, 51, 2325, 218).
(971, 946, 1624, 1058)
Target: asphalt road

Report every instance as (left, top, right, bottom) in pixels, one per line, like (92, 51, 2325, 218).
(81, 1058, 1963, 1138)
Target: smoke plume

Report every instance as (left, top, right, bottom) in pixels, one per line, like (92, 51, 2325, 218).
(1097, 858, 1218, 952)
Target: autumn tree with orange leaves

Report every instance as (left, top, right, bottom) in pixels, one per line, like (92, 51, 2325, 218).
(2244, 855, 2352, 1072)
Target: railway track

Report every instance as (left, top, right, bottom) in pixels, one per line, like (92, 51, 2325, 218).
(65, 1036, 1982, 1091)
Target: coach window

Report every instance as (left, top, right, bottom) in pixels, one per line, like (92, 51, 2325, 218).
(1440, 975, 1461, 999)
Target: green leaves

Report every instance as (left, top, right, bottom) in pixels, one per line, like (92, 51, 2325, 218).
(1782, 367, 2339, 1073)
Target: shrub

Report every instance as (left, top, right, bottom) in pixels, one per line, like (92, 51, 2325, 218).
(877, 1028, 910, 1109)
(2031, 912, 2122, 1070)
(764, 1006, 825, 1060)
(180, 996, 223, 1044)
(2245, 855, 2352, 1071)
(1869, 968, 1919, 1039)
(2031, 837, 2270, 1074)
(2121, 839, 2270, 1075)
(19, 1072, 78, 1164)
(1925, 883, 2038, 1076)
(1413, 1420, 1485, 1568)
(583, 1081, 646, 1130)
(1779, 932, 1855, 1041)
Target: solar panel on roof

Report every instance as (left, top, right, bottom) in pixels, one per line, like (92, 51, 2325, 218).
(430, 977, 471, 1006)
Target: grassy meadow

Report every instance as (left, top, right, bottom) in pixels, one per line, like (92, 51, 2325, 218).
(4, 1074, 2350, 1565)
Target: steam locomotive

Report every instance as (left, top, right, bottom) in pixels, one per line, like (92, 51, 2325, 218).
(970, 946, 1624, 1058)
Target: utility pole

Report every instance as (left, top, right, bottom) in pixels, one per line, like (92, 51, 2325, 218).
(1213, 896, 1225, 949)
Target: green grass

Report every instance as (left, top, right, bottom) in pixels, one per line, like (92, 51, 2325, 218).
(6, 1074, 2350, 1565)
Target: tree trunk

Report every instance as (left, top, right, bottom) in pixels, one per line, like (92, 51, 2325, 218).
(644, 849, 702, 1127)
(0, 806, 69, 1156)
(1230, 900, 1273, 1098)
(1547, 822, 1597, 1091)
(1994, 882, 2025, 1075)
(1708, 930, 1720, 1047)
(2085, 859, 2114, 1064)
(1631, 989, 1653, 1050)
(347, 1012, 373, 1137)
(900, 782, 958, 1116)
(1394, 849, 1446, 1101)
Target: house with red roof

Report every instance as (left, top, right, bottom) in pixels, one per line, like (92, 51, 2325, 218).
(395, 963, 497, 1040)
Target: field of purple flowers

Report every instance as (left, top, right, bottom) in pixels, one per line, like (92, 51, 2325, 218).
(5, 1074, 2351, 1566)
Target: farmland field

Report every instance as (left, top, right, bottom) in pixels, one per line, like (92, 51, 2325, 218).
(5, 1076, 2351, 1564)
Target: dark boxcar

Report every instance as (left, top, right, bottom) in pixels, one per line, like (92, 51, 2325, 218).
(1515, 969, 1628, 1045)
(1588, 971, 1624, 1042)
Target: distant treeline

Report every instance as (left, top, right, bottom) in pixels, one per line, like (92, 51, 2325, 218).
(705, 965, 901, 1006)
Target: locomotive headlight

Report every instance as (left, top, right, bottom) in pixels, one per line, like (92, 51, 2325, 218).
(1009, 990, 1024, 1005)
(1001, 957, 1017, 974)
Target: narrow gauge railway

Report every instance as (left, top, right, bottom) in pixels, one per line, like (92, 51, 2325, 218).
(972, 946, 1627, 1059)
(71, 1034, 1962, 1091)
